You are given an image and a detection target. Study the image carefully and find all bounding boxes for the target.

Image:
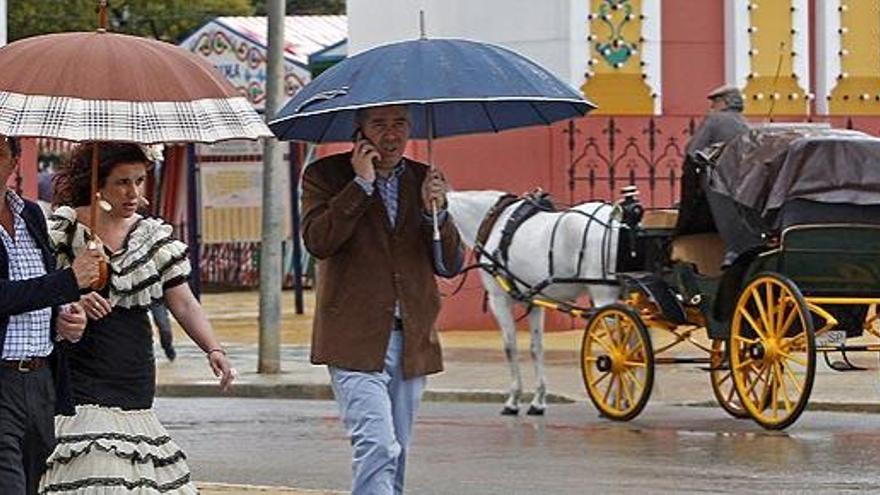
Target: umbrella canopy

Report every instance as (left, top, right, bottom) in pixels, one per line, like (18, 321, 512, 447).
(0, 31, 271, 144)
(269, 38, 594, 142)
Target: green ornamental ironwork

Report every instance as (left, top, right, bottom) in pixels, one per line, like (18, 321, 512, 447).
(593, 0, 637, 67)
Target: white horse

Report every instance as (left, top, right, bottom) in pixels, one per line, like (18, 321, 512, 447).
(447, 190, 622, 415)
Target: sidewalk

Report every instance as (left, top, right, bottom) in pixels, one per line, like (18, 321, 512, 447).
(158, 290, 880, 412)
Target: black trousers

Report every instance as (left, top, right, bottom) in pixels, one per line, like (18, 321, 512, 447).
(0, 366, 56, 495)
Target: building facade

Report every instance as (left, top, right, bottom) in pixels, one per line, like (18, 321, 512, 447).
(347, 0, 880, 329)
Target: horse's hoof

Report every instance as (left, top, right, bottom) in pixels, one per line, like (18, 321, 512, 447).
(526, 405, 545, 416)
(501, 406, 520, 416)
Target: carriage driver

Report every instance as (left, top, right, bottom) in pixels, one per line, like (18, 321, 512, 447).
(686, 84, 749, 155)
(301, 104, 463, 495)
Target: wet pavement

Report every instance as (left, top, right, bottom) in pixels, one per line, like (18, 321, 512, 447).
(154, 290, 880, 493)
(160, 397, 880, 494)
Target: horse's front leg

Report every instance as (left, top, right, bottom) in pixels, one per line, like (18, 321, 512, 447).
(488, 290, 522, 415)
(526, 306, 547, 415)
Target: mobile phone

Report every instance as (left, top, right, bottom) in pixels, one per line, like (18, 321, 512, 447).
(352, 129, 379, 165)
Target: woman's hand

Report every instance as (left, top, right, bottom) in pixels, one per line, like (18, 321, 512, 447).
(207, 349, 235, 392)
(80, 292, 112, 320)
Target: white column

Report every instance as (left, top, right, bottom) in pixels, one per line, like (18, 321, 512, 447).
(725, 0, 751, 89)
(814, 0, 841, 115)
(642, 0, 663, 114)
(0, 0, 7, 47)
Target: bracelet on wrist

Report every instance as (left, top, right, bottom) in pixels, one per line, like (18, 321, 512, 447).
(206, 348, 226, 357)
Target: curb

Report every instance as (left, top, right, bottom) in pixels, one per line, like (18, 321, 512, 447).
(197, 482, 344, 494)
(681, 400, 880, 414)
(157, 383, 577, 404)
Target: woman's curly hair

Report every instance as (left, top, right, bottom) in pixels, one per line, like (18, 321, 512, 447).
(53, 143, 152, 208)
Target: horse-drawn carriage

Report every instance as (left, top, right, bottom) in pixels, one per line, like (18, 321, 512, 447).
(581, 124, 880, 429)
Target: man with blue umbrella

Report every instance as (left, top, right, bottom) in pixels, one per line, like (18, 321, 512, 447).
(301, 104, 462, 495)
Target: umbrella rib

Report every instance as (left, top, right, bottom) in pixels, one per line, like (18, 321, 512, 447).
(480, 101, 500, 133)
(529, 101, 552, 126)
(314, 110, 339, 144)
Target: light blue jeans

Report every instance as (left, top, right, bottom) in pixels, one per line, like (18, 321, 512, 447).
(329, 330, 426, 495)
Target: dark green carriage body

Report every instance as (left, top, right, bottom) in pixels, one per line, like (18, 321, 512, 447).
(746, 225, 880, 298)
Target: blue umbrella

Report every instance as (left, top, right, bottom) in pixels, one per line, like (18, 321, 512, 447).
(269, 38, 594, 142)
(269, 37, 596, 276)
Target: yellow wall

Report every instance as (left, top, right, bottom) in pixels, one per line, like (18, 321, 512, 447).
(581, 0, 654, 115)
(742, 0, 808, 116)
(829, 1, 880, 115)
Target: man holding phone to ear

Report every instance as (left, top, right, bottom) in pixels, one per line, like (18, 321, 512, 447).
(302, 104, 462, 495)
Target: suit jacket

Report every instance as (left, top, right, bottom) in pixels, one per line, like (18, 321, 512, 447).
(0, 198, 81, 414)
(302, 152, 462, 379)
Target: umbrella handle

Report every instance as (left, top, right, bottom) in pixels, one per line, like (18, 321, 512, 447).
(89, 142, 109, 290)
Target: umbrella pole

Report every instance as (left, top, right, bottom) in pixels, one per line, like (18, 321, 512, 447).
(426, 106, 456, 277)
(90, 142, 99, 233)
(89, 142, 108, 289)
(427, 107, 440, 241)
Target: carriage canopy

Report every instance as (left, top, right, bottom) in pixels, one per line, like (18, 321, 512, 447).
(708, 124, 880, 217)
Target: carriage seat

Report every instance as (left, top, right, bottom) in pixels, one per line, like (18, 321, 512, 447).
(670, 233, 725, 277)
(642, 209, 678, 229)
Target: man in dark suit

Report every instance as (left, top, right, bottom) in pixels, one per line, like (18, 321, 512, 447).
(302, 105, 462, 495)
(0, 135, 102, 494)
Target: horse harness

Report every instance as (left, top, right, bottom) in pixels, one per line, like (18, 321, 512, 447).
(471, 191, 619, 318)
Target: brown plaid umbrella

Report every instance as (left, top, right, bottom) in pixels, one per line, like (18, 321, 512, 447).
(0, 2, 272, 287)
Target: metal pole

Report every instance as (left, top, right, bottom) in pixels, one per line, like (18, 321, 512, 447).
(258, 0, 285, 374)
(186, 144, 202, 299)
(288, 142, 304, 315)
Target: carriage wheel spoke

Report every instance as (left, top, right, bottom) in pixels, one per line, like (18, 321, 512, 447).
(783, 365, 804, 395)
(755, 365, 772, 411)
(734, 357, 757, 372)
(746, 363, 769, 404)
(776, 295, 790, 334)
(751, 288, 772, 337)
(777, 349, 807, 367)
(590, 333, 616, 355)
(603, 373, 617, 404)
(774, 362, 793, 413)
(765, 284, 777, 336)
(738, 307, 768, 341)
(733, 335, 758, 345)
(619, 372, 636, 407)
(591, 370, 611, 388)
(782, 331, 806, 350)
(779, 306, 799, 340)
(770, 362, 779, 418)
(623, 368, 644, 396)
(724, 380, 739, 405)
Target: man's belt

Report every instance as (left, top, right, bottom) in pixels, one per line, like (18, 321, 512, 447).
(0, 357, 48, 372)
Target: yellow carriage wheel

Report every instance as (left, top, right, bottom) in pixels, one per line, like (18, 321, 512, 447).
(729, 273, 815, 430)
(709, 340, 750, 419)
(581, 305, 654, 421)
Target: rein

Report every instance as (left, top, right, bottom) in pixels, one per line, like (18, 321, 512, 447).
(469, 193, 620, 311)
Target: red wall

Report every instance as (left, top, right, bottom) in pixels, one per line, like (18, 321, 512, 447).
(662, 0, 726, 115)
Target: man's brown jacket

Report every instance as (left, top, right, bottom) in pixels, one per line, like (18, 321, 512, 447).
(302, 152, 461, 379)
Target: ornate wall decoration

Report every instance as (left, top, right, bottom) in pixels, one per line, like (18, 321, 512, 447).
(189, 26, 307, 110)
(581, 0, 661, 115)
(729, 0, 810, 116)
(822, 0, 880, 115)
